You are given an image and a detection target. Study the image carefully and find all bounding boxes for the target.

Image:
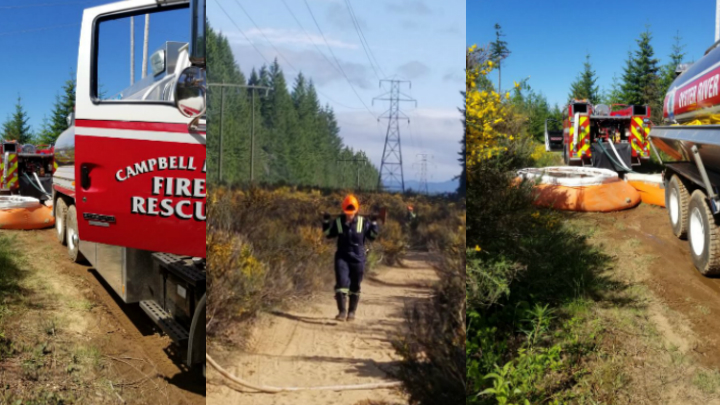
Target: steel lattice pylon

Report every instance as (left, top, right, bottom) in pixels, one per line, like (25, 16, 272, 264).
(374, 79, 416, 192)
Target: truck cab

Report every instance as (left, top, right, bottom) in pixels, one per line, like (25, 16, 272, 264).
(52, 0, 206, 374)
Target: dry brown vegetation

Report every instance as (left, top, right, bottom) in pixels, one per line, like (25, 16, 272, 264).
(205, 184, 464, 347)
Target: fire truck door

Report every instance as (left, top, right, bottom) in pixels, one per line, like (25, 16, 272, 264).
(74, 1, 206, 258)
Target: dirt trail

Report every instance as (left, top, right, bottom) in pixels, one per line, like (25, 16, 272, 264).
(586, 203, 720, 369)
(207, 251, 438, 405)
(0, 229, 204, 405)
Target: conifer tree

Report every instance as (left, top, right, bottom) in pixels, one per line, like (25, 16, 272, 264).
(658, 32, 686, 111)
(206, 25, 379, 188)
(620, 28, 660, 113)
(2, 96, 33, 144)
(568, 54, 599, 104)
(489, 24, 510, 93)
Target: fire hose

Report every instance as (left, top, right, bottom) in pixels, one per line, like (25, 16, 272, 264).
(206, 354, 402, 393)
(22, 172, 52, 198)
(597, 139, 640, 174)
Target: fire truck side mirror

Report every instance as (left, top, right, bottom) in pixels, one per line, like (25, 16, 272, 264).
(189, 0, 205, 66)
(67, 113, 74, 127)
(175, 66, 206, 119)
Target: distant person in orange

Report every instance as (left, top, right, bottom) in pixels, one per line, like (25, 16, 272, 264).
(322, 195, 380, 321)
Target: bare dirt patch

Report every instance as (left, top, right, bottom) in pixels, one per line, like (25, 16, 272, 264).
(207, 251, 438, 405)
(571, 203, 720, 403)
(0, 229, 204, 405)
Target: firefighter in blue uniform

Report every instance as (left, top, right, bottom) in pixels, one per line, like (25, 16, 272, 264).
(323, 194, 380, 321)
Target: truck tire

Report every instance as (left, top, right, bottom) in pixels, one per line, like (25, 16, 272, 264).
(188, 293, 206, 378)
(55, 198, 68, 245)
(563, 144, 569, 165)
(667, 175, 689, 239)
(66, 205, 86, 263)
(688, 189, 720, 276)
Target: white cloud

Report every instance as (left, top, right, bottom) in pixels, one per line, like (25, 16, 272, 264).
(397, 61, 430, 79)
(335, 108, 463, 182)
(225, 28, 357, 49)
(326, 2, 368, 31)
(229, 43, 374, 89)
(386, 0, 432, 15)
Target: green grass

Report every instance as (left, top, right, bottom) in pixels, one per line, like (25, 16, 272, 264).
(693, 369, 720, 394)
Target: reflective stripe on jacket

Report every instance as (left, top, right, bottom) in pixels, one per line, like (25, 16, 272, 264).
(323, 214, 379, 262)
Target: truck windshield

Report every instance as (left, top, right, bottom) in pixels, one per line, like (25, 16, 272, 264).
(96, 6, 189, 103)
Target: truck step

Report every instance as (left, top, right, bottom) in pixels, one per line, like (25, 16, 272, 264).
(152, 252, 205, 288)
(139, 300, 189, 344)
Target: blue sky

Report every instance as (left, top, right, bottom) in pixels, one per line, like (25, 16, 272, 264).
(0, 0, 102, 132)
(468, 0, 719, 109)
(208, 0, 465, 183)
(0, 0, 184, 134)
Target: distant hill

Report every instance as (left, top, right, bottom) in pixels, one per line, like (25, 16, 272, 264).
(384, 179, 459, 194)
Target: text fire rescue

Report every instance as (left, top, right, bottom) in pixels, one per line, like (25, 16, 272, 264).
(678, 73, 720, 109)
(115, 156, 206, 221)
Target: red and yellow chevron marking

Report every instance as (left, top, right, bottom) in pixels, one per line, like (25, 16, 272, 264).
(630, 117, 650, 158)
(5, 153, 18, 190)
(571, 115, 591, 157)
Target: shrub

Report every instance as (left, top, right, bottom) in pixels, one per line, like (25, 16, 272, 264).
(378, 219, 406, 266)
(206, 184, 463, 340)
(392, 215, 466, 405)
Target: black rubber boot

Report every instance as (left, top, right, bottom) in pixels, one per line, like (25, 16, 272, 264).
(335, 293, 347, 321)
(347, 294, 360, 321)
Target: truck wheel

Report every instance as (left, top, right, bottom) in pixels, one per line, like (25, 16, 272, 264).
(563, 145, 569, 165)
(55, 198, 68, 245)
(66, 205, 86, 263)
(688, 190, 720, 276)
(667, 175, 690, 239)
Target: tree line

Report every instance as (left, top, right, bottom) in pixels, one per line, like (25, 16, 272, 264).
(482, 24, 688, 139)
(206, 24, 380, 190)
(0, 74, 75, 146)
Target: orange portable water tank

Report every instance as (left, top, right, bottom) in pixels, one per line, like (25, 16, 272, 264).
(517, 167, 641, 212)
(0, 196, 54, 230)
(624, 173, 665, 207)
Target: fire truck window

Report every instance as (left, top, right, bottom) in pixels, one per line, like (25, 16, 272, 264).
(96, 7, 189, 103)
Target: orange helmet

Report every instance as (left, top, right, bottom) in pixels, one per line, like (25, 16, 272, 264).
(342, 194, 359, 215)
(407, 205, 413, 211)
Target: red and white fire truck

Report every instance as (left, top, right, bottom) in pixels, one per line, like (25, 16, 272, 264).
(52, 0, 206, 374)
(546, 99, 652, 171)
(1, 140, 56, 199)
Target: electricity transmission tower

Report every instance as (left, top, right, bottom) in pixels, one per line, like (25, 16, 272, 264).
(337, 157, 368, 190)
(413, 153, 432, 195)
(373, 79, 416, 192)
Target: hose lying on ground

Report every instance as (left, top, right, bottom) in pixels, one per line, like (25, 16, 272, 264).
(206, 353, 403, 393)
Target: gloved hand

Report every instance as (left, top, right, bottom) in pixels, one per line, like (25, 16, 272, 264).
(323, 212, 331, 221)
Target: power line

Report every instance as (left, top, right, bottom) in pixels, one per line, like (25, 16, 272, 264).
(344, 0, 386, 79)
(0, 23, 79, 37)
(343, 0, 380, 80)
(213, 0, 269, 65)
(302, 0, 376, 120)
(280, 0, 365, 110)
(230, 0, 362, 111)
(280, 0, 342, 77)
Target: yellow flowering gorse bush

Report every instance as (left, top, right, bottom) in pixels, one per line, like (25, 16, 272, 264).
(466, 44, 513, 174)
